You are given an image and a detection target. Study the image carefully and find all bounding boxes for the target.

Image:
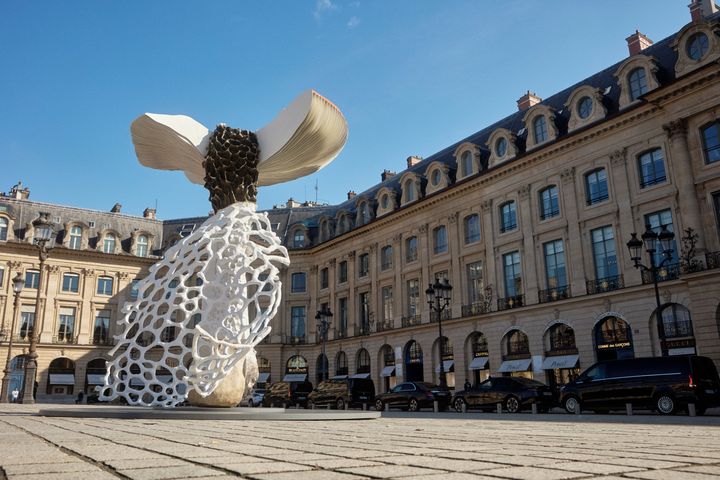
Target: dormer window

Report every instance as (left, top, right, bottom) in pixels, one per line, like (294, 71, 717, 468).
(495, 137, 507, 157)
(0, 217, 7, 241)
(460, 151, 473, 178)
(615, 55, 660, 109)
(358, 202, 371, 225)
(523, 106, 557, 150)
(405, 179, 415, 202)
(628, 67, 648, 101)
(69, 226, 82, 250)
(431, 169, 442, 186)
(400, 173, 421, 205)
(293, 230, 305, 248)
(577, 97, 592, 119)
(533, 116, 548, 144)
(687, 32, 709, 60)
(381, 194, 389, 209)
(102, 234, 116, 254)
(136, 234, 149, 257)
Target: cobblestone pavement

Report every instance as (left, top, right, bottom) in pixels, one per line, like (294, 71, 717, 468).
(2, 404, 720, 480)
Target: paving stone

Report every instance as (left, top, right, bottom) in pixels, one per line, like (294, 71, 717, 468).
(624, 470, 720, 479)
(102, 458, 196, 470)
(3, 462, 103, 476)
(476, 466, 588, 479)
(679, 465, 720, 475)
(541, 461, 646, 475)
(119, 465, 226, 480)
(338, 465, 449, 478)
(216, 462, 313, 475)
(7, 473, 119, 480)
(254, 472, 371, 480)
(374, 456, 503, 472)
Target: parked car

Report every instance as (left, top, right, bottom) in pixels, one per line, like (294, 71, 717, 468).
(452, 377, 556, 413)
(261, 381, 313, 408)
(374, 382, 451, 412)
(307, 378, 375, 409)
(239, 388, 265, 407)
(560, 355, 720, 415)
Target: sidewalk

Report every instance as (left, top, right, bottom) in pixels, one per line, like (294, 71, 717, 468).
(2, 403, 720, 479)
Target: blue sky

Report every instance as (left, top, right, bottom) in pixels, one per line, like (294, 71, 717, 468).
(0, 1, 689, 220)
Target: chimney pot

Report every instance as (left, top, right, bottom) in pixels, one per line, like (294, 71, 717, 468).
(143, 208, 156, 219)
(406, 156, 423, 168)
(626, 30, 653, 56)
(111, 203, 122, 213)
(381, 169, 396, 181)
(347, 190, 356, 200)
(517, 91, 542, 111)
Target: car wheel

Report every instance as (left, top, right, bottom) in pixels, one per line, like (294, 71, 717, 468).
(375, 399, 384, 411)
(454, 398, 467, 413)
(504, 396, 520, 413)
(336, 398, 345, 410)
(655, 394, 675, 415)
(408, 398, 419, 412)
(563, 396, 580, 414)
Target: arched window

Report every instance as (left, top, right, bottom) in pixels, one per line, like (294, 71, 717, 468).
(356, 349, 370, 374)
(0, 217, 8, 241)
(292, 230, 305, 248)
(404, 179, 415, 203)
(463, 214, 480, 244)
(595, 316, 634, 361)
(68, 226, 82, 250)
(286, 355, 308, 373)
(504, 330, 530, 357)
(701, 121, 720, 164)
(539, 186, 560, 220)
(433, 225, 447, 254)
(687, 32, 709, 60)
(547, 324, 577, 352)
(659, 304, 693, 339)
(136, 235, 149, 257)
(404, 340, 424, 382)
(460, 151, 474, 177)
(335, 351, 348, 376)
(628, 67, 648, 101)
(495, 137, 507, 158)
(102, 234, 116, 254)
(533, 116, 548, 144)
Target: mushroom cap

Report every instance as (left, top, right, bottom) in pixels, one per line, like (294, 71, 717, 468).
(130, 90, 348, 186)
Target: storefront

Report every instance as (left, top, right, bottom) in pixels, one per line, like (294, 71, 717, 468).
(404, 340, 424, 382)
(595, 316, 634, 362)
(467, 332, 490, 386)
(434, 336, 455, 389)
(498, 330, 533, 379)
(257, 356, 271, 388)
(542, 323, 580, 392)
(355, 348, 371, 379)
(46, 357, 75, 396)
(658, 303, 696, 356)
(283, 355, 308, 382)
(379, 344, 396, 392)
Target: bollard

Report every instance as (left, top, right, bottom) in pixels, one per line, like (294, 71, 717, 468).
(461, 402, 467, 413)
(531, 403, 538, 415)
(363, 403, 367, 411)
(385, 403, 390, 412)
(311, 403, 315, 410)
(497, 403, 502, 414)
(574, 403, 581, 415)
(345, 402, 349, 411)
(625, 403, 633, 416)
(688, 403, 696, 417)
(283, 402, 287, 409)
(433, 401, 439, 413)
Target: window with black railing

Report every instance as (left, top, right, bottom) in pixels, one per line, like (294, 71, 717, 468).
(358, 253, 369, 277)
(539, 186, 560, 220)
(701, 121, 720, 165)
(641, 263, 681, 284)
(637, 148, 666, 189)
(499, 202, 517, 233)
(538, 286, 570, 303)
(586, 275, 624, 294)
(585, 168, 609, 205)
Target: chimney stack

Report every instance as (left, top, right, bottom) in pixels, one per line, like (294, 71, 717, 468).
(111, 203, 122, 213)
(406, 156, 422, 168)
(690, 0, 719, 21)
(517, 91, 542, 111)
(143, 208, 156, 219)
(347, 190, 356, 200)
(626, 30, 653, 56)
(286, 198, 300, 208)
(9, 181, 30, 200)
(381, 169, 396, 181)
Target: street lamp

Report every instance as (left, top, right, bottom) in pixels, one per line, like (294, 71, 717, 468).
(426, 278, 452, 390)
(315, 305, 332, 382)
(1, 273, 25, 403)
(626, 223, 675, 338)
(21, 212, 56, 404)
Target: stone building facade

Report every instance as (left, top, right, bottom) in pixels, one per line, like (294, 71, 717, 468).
(1, 4, 720, 402)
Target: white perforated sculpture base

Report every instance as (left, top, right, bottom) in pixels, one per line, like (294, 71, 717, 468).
(99, 202, 289, 407)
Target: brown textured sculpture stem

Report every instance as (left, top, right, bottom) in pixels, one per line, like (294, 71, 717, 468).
(204, 125, 260, 211)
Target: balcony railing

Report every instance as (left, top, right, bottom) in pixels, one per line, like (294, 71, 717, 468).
(52, 335, 77, 345)
(586, 275, 624, 295)
(461, 302, 492, 317)
(284, 335, 306, 345)
(706, 251, 720, 270)
(14, 334, 33, 343)
(497, 294, 524, 311)
(335, 329, 347, 339)
(538, 286, 571, 303)
(376, 321, 394, 332)
(401, 315, 421, 328)
(91, 336, 114, 346)
(356, 324, 371, 336)
(429, 309, 452, 323)
(641, 263, 681, 285)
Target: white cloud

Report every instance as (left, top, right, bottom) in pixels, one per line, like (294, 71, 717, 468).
(314, 0, 338, 19)
(347, 16, 360, 28)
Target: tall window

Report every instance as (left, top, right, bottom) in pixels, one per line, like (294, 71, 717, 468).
(628, 67, 648, 101)
(97, 276, 113, 295)
(358, 253, 369, 277)
(359, 292, 370, 332)
(68, 226, 82, 250)
(714, 192, 720, 237)
(338, 297, 348, 335)
(533, 115, 548, 144)
(381, 245, 393, 270)
(382, 286, 393, 323)
(290, 306, 306, 340)
(320, 268, 329, 289)
(461, 151, 474, 177)
(57, 307, 76, 342)
(405, 236, 418, 262)
(291, 272, 306, 293)
(585, 168, 609, 205)
(407, 279, 419, 316)
(543, 240, 567, 289)
(645, 209, 678, 265)
(336, 351, 348, 376)
(404, 179, 415, 202)
(292, 230, 305, 248)
(19, 311, 35, 339)
(129, 279, 140, 299)
(638, 149, 666, 188)
(136, 235, 149, 257)
(503, 251, 522, 297)
(0, 217, 7, 241)
(25, 270, 39, 289)
(338, 261, 348, 283)
(102, 234, 116, 254)
(505, 330, 530, 356)
(61, 273, 79, 293)
(660, 304, 693, 339)
(359, 202, 371, 225)
(433, 226, 448, 254)
(0, 266, 4, 288)
(701, 122, 720, 164)
(464, 214, 480, 244)
(548, 324, 576, 352)
(466, 261, 484, 304)
(93, 310, 110, 344)
(591, 226, 618, 280)
(500, 202, 517, 233)
(356, 349, 370, 374)
(539, 186, 560, 220)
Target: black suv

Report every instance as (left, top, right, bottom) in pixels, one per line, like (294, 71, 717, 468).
(561, 355, 720, 415)
(261, 381, 314, 408)
(307, 378, 375, 409)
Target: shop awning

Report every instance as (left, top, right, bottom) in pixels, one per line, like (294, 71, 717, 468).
(257, 372, 270, 383)
(541, 355, 579, 370)
(497, 358, 532, 373)
(282, 373, 308, 382)
(331, 375, 348, 380)
(468, 356, 489, 370)
(86, 374, 105, 385)
(350, 373, 371, 379)
(49, 374, 75, 385)
(380, 366, 396, 377)
(435, 360, 454, 373)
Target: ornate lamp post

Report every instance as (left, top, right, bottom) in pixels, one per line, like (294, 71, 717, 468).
(626, 223, 675, 333)
(426, 278, 452, 390)
(1, 273, 25, 402)
(315, 305, 332, 382)
(21, 212, 55, 404)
